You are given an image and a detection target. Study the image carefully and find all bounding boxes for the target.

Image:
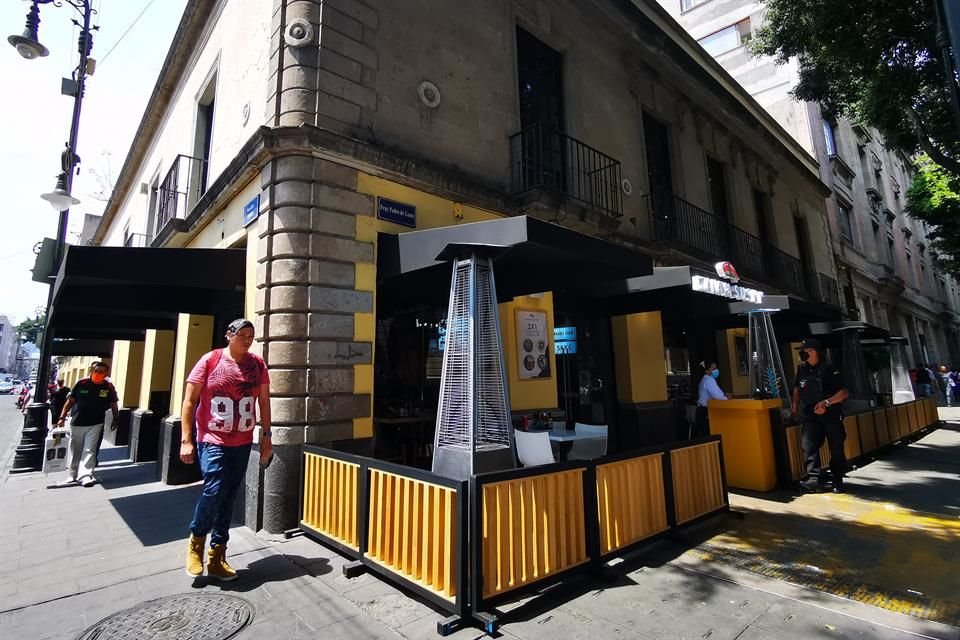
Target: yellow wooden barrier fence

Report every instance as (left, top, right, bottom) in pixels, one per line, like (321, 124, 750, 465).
(366, 468, 459, 600)
(478, 469, 587, 599)
(595, 454, 669, 555)
(671, 441, 725, 524)
(301, 451, 359, 550)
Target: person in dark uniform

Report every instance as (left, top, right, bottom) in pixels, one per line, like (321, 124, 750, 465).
(791, 338, 849, 493)
(50, 379, 71, 425)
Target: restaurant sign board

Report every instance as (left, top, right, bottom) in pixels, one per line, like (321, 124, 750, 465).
(692, 274, 764, 304)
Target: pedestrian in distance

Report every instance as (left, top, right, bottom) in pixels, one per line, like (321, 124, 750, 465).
(49, 378, 71, 425)
(180, 318, 272, 581)
(938, 365, 953, 407)
(791, 338, 850, 493)
(914, 364, 933, 398)
(695, 361, 727, 438)
(54, 362, 119, 487)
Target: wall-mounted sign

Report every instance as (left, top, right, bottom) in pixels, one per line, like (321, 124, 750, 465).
(242, 194, 260, 227)
(517, 310, 551, 379)
(554, 326, 577, 355)
(692, 275, 764, 304)
(714, 261, 740, 282)
(377, 197, 416, 228)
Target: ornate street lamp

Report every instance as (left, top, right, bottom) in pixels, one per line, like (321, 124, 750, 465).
(8, 0, 96, 474)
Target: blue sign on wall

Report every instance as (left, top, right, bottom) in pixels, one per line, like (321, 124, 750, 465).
(377, 197, 416, 228)
(242, 194, 261, 227)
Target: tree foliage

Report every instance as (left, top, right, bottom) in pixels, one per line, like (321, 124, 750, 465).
(906, 154, 960, 276)
(15, 315, 45, 344)
(752, 0, 960, 175)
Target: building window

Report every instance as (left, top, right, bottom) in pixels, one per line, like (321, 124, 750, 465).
(837, 202, 854, 242)
(823, 119, 838, 156)
(681, 0, 711, 12)
(697, 19, 751, 57)
(192, 70, 217, 199)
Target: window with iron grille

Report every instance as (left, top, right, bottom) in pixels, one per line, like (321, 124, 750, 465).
(837, 202, 854, 242)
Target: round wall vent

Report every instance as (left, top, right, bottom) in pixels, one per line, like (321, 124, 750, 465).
(621, 178, 633, 196)
(418, 81, 441, 108)
(284, 18, 314, 48)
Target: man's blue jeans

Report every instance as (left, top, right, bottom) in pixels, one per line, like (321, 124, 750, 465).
(189, 442, 251, 546)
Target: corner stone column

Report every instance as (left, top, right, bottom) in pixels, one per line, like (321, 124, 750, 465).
(251, 152, 374, 534)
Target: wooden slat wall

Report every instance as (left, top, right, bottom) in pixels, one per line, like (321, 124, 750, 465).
(897, 405, 910, 439)
(859, 412, 877, 454)
(843, 415, 861, 460)
(366, 469, 458, 600)
(877, 408, 892, 446)
(884, 406, 898, 443)
(479, 469, 587, 599)
(595, 454, 669, 555)
(670, 441, 725, 525)
(301, 452, 359, 550)
(785, 426, 805, 481)
(926, 397, 938, 426)
(908, 401, 920, 434)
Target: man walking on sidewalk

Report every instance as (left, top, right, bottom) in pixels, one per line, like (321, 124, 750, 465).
(180, 318, 272, 581)
(55, 362, 119, 487)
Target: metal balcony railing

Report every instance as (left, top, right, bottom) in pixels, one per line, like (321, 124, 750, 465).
(818, 273, 842, 308)
(509, 122, 623, 218)
(122, 233, 148, 248)
(646, 191, 808, 297)
(156, 154, 208, 232)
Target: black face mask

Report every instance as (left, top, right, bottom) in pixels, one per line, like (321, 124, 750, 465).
(799, 350, 810, 362)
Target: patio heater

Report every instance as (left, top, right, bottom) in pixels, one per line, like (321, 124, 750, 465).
(432, 248, 516, 481)
(746, 311, 790, 411)
(889, 337, 916, 405)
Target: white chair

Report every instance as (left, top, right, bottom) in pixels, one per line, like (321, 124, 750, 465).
(514, 430, 556, 467)
(569, 423, 608, 460)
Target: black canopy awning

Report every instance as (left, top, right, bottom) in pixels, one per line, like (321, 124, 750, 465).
(50, 338, 115, 357)
(376, 216, 654, 309)
(48, 245, 246, 341)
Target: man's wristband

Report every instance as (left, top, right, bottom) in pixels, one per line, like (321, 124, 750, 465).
(261, 429, 272, 438)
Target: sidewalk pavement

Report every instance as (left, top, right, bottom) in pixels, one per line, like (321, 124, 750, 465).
(1, 401, 958, 640)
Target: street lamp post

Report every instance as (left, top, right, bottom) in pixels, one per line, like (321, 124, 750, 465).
(8, 0, 96, 474)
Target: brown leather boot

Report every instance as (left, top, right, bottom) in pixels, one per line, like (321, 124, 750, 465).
(207, 543, 238, 581)
(186, 534, 205, 577)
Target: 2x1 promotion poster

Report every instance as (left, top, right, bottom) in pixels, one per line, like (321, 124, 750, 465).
(516, 309, 551, 380)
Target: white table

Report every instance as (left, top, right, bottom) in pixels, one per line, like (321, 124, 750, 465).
(545, 429, 606, 461)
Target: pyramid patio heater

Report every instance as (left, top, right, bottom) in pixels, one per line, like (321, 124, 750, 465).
(432, 246, 516, 481)
(747, 311, 790, 412)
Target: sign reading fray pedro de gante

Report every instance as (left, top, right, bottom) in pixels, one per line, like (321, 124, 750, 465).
(377, 197, 416, 228)
(242, 194, 260, 227)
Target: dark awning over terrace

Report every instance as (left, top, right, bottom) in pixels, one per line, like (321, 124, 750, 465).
(376, 216, 654, 309)
(46, 245, 245, 342)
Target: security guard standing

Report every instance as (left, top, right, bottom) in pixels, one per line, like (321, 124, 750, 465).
(791, 338, 850, 493)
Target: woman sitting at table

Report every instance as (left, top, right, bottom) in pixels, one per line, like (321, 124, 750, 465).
(695, 361, 727, 438)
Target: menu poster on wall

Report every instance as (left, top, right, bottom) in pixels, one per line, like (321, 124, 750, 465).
(516, 310, 551, 380)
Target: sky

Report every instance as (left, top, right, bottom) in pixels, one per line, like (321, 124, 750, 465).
(0, 0, 187, 325)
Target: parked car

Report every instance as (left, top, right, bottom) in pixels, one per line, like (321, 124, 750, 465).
(0, 381, 14, 395)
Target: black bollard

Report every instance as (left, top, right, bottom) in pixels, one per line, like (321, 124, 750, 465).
(10, 403, 50, 474)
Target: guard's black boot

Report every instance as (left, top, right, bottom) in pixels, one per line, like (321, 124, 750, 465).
(799, 477, 827, 493)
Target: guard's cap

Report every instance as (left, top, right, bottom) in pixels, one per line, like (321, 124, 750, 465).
(795, 338, 822, 351)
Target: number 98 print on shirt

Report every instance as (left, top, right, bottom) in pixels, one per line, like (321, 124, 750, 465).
(187, 348, 270, 447)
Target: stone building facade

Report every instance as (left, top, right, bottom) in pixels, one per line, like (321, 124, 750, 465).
(657, 0, 960, 365)
(85, 0, 844, 534)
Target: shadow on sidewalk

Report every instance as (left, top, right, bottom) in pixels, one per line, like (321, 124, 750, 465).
(196, 553, 333, 593)
(108, 485, 201, 546)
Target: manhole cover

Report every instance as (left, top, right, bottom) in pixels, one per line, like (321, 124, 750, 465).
(76, 593, 254, 640)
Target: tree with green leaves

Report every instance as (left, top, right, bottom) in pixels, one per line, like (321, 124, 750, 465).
(16, 315, 45, 344)
(906, 154, 960, 276)
(752, 0, 960, 175)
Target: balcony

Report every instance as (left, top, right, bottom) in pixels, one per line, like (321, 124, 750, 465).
(645, 191, 807, 297)
(509, 122, 623, 219)
(122, 233, 148, 248)
(156, 154, 208, 235)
